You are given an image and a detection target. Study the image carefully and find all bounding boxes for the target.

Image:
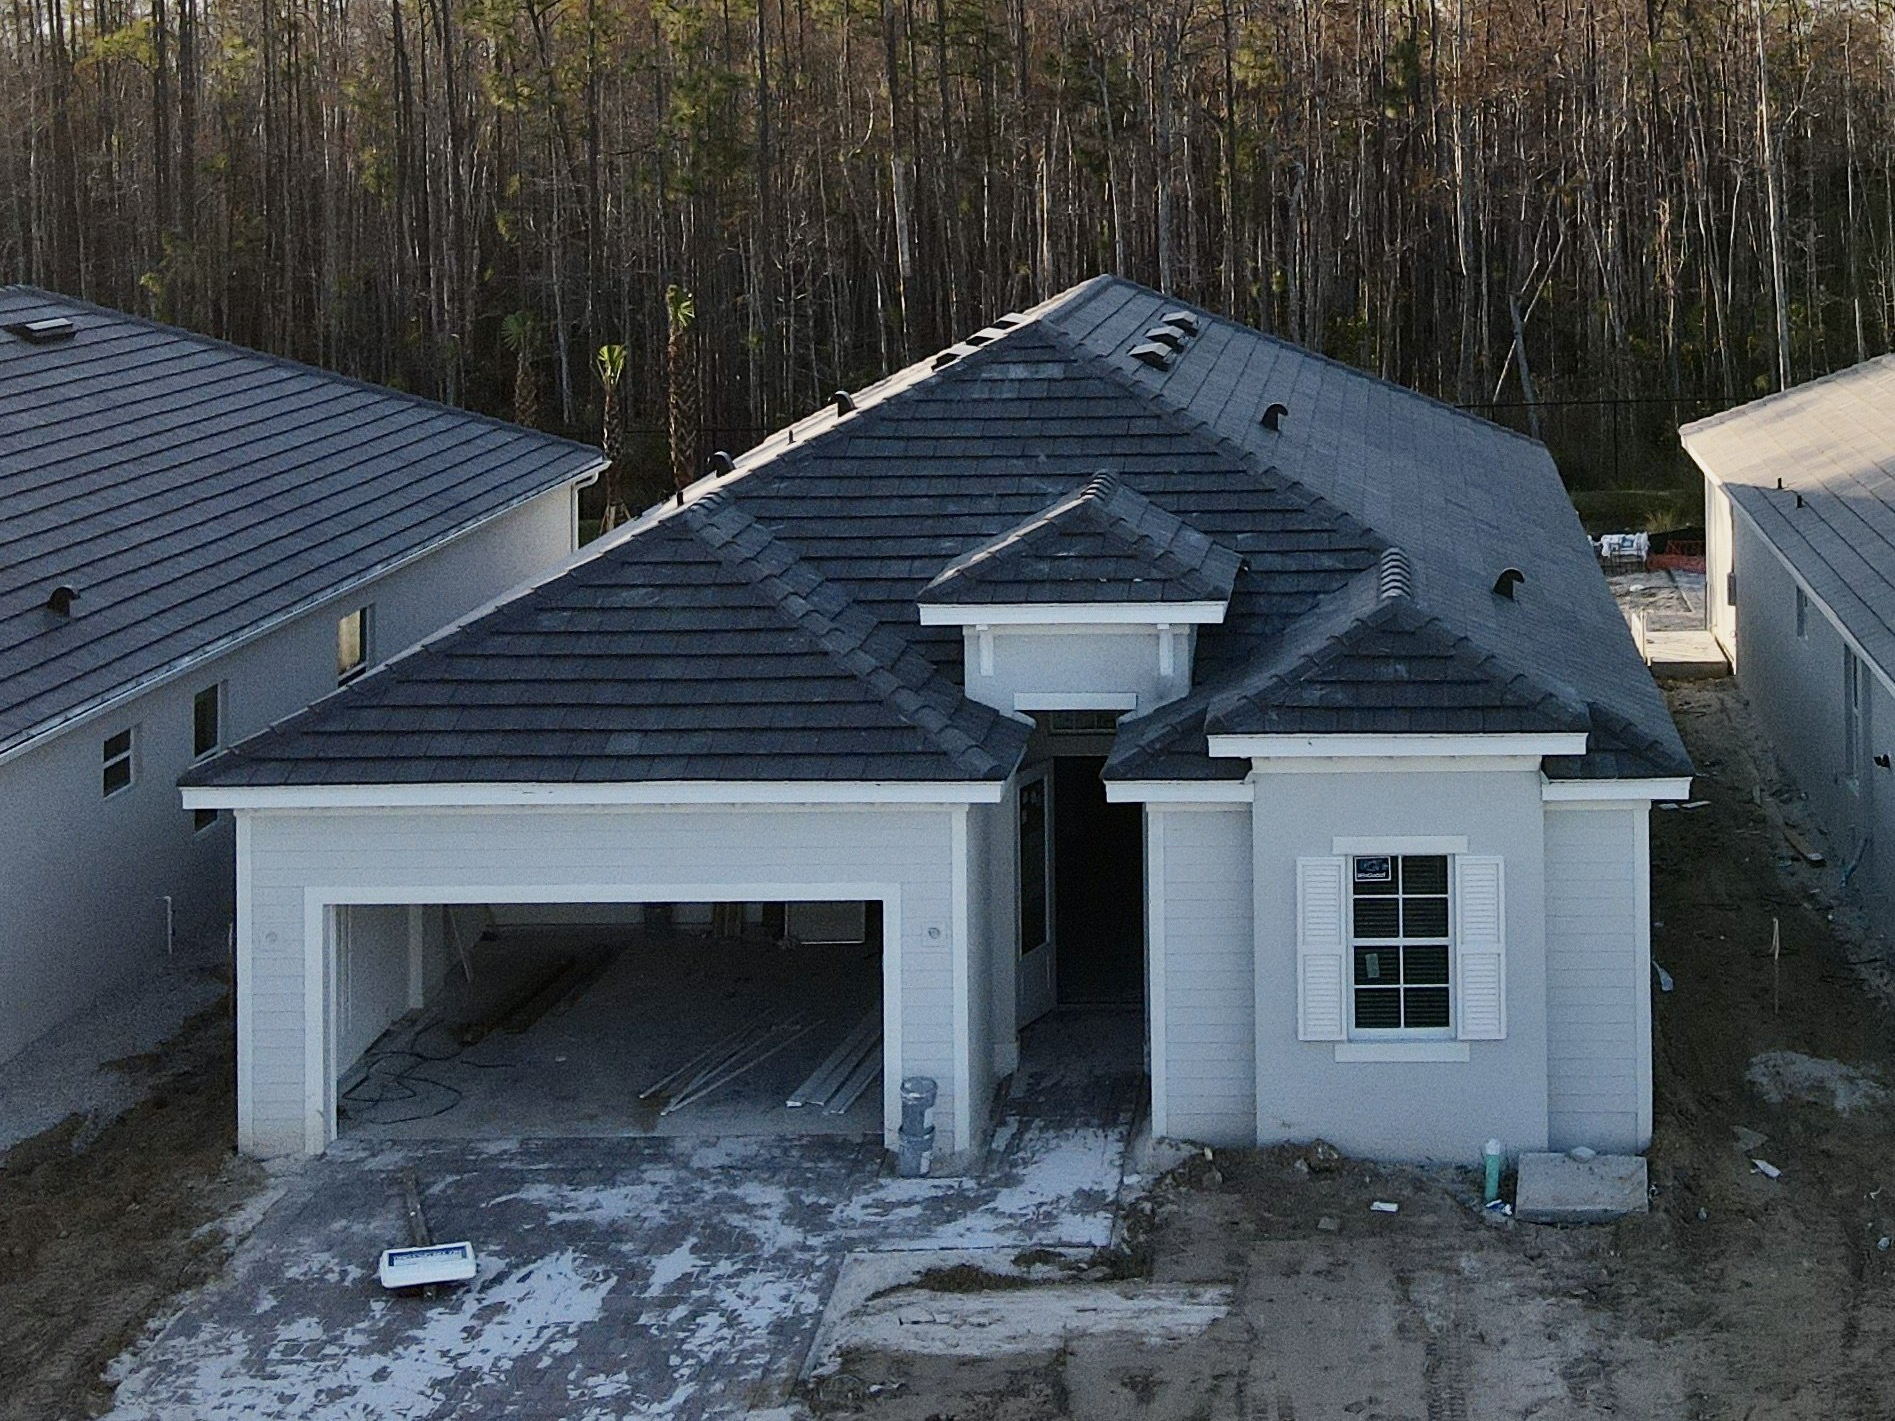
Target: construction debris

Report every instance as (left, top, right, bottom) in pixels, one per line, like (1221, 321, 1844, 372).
(639, 1013, 820, 1116)
(788, 1010, 882, 1111)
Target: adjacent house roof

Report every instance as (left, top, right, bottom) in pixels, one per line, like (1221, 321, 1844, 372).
(1681, 357, 1895, 681)
(0, 286, 604, 762)
(919, 472, 1242, 608)
(186, 276, 1688, 792)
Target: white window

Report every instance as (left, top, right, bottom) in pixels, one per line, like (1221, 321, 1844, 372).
(337, 606, 372, 684)
(102, 728, 134, 797)
(1795, 587, 1809, 640)
(1349, 855, 1452, 1035)
(1297, 852, 1506, 1045)
(192, 682, 222, 760)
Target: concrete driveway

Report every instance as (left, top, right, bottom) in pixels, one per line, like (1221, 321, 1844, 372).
(102, 1014, 1140, 1420)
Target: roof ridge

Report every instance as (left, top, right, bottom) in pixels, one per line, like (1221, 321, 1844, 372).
(0, 285, 605, 463)
(1026, 315, 1394, 557)
(1679, 353, 1895, 439)
(1077, 276, 1547, 451)
(681, 491, 1021, 778)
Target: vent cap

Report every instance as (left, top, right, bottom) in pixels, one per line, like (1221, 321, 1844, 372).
(5, 317, 75, 345)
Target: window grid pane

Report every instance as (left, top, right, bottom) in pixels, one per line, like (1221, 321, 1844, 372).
(193, 685, 220, 759)
(1351, 854, 1452, 1032)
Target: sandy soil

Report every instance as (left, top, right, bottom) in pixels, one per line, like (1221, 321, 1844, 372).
(812, 679, 1895, 1420)
(0, 1005, 265, 1421)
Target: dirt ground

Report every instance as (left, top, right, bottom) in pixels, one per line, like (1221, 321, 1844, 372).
(813, 679, 1895, 1421)
(0, 1003, 264, 1421)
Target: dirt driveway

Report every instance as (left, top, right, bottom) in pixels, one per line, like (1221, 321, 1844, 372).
(815, 680, 1895, 1420)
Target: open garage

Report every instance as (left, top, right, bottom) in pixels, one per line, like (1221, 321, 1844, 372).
(331, 900, 886, 1141)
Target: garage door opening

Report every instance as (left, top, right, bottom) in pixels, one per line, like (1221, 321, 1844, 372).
(328, 900, 886, 1142)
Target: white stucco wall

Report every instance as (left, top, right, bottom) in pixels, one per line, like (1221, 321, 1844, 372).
(1249, 765, 1551, 1162)
(1148, 804, 1255, 1144)
(1543, 802, 1651, 1152)
(234, 803, 964, 1160)
(0, 485, 577, 1066)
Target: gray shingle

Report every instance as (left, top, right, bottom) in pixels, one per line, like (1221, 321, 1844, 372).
(0, 286, 604, 758)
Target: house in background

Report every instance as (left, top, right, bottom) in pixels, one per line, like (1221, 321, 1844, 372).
(183, 276, 1690, 1166)
(0, 287, 603, 1066)
(1684, 361, 1895, 904)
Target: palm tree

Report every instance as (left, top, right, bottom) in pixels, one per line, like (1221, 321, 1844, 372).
(595, 343, 632, 530)
(665, 285, 699, 496)
(499, 311, 541, 430)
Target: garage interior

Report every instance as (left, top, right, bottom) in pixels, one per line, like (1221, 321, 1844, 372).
(331, 900, 885, 1142)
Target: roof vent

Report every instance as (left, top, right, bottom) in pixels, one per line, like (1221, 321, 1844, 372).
(45, 584, 78, 616)
(1129, 342, 1173, 370)
(995, 313, 1023, 329)
(1795, 493, 1806, 508)
(1144, 326, 1186, 350)
(1260, 402, 1289, 432)
(1492, 567, 1526, 600)
(965, 332, 992, 347)
(706, 450, 736, 475)
(6, 317, 75, 345)
(933, 349, 962, 370)
(1776, 477, 1784, 490)
(832, 389, 857, 415)
(1377, 548, 1413, 600)
(1160, 310, 1200, 335)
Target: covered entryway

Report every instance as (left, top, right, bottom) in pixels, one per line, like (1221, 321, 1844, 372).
(331, 901, 885, 1141)
(1051, 756, 1145, 1005)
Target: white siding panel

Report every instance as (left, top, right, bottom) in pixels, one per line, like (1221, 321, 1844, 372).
(1544, 803, 1647, 1152)
(1156, 808, 1254, 1144)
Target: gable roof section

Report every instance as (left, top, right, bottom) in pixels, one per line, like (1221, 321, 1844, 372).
(0, 286, 604, 762)
(184, 491, 1028, 787)
(1681, 356, 1895, 682)
(919, 471, 1242, 608)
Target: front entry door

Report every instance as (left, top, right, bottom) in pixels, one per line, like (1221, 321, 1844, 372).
(1016, 768, 1056, 1026)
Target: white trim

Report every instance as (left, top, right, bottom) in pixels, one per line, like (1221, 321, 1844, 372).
(950, 807, 973, 1156)
(1104, 780, 1253, 804)
(299, 878, 906, 1157)
(1252, 755, 1543, 775)
(1333, 1042, 1471, 1063)
(1013, 692, 1138, 712)
(1332, 834, 1468, 854)
(920, 601, 1228, 627)
(0, 470, 603, 770)
(186, 780, 1007, 810)
(1209, 732, 1589, 759)
(1145, 808, 1168, 1138)
(1541, 777, 1692, 802)
(1634, 806, 1654, 1149)
(234, 814, 256, 1154)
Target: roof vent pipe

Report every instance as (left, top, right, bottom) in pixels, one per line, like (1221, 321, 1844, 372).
(1376, 547, 1413, 600)
(1796, 493, 1806, 508)
(1261, 402, 1289, 432)
(832, 389, 857, 415)
(1492, 567, 1526, 600)
(45, 584, 78, 615)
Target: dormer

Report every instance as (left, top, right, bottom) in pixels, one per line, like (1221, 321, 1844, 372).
(918, 473, 1241, 719)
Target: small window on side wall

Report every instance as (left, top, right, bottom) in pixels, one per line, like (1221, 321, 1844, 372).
(1795, 587, 1809, 640)
(337, 606, 371, 684)
(193, 806, 220, 833)
(102, 728, 134, 797)
(192, 683, 222, 760)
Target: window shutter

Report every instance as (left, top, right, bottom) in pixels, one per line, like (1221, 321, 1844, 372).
(1296, 856, 1348, 1041)
(1454, 856, 1506, 1040)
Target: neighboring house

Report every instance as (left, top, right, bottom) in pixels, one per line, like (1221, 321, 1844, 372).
(1684, 360, 1895, 903)
(183, 277, 1690, 1165)
(0, 287, 603, 1065)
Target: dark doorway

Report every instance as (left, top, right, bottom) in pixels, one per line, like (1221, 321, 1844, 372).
(1052, 756, 1145, 1005)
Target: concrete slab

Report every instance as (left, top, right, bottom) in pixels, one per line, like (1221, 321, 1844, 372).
(1515, 1151, 1649, 1224)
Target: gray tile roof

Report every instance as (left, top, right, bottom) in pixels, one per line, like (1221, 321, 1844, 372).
(0, 286, 604, 759)
(1681, 357, 1895, 683)
(919, 472, 1242, 607)
(184, 491, 1026, 786)
(188, 276, 1687, 789)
